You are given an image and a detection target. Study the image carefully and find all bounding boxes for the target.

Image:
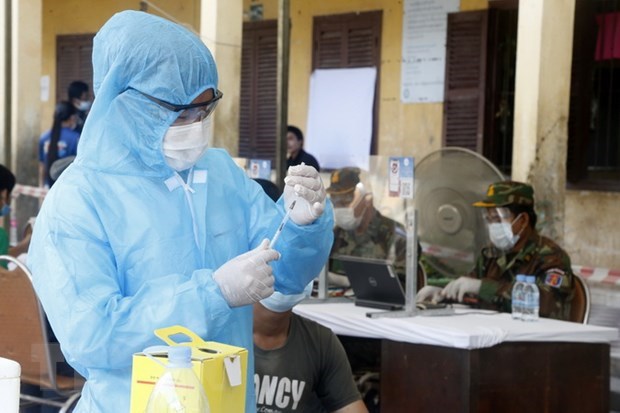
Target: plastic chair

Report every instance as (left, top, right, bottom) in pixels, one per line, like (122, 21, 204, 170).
(0, 255, 83, 412)
(569, 273, 591, 324)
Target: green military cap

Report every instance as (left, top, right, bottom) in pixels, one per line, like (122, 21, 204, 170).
(326, 167, 361, 195)
(473, 181, 534, 207)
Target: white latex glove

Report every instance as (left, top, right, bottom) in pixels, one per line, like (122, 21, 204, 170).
(283, 164, 326, 225)
(441, 277, 482, 302)
(415, 286, 444, 303)
(327, 271, 351, 288)
(213, 239, 279, 307)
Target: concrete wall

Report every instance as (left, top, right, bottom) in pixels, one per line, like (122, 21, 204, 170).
(512, 0, 575, 243)
(565, 191, 620, 269)
(200, 0, 243, 154)
(11, 0, 44, 230)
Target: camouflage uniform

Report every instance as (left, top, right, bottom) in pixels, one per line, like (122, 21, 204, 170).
(327, 167, 419, 286)
(470, 181, 575, 321)
(330, 209, 407, 279)
(472, 232, 574, 320)
(328, 168, 412, 395)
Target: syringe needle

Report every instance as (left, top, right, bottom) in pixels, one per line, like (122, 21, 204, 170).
(269, 200, 296, 249)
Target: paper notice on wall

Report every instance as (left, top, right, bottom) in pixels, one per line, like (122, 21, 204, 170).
(40, 75, 50, 102)
(305, 67, 376, 171)
(401, 0, 459, 103)
(248, 159, 271, 180)
(388, 156, 415, 199)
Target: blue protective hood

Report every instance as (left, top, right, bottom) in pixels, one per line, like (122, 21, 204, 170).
(77, 10, 218, 176)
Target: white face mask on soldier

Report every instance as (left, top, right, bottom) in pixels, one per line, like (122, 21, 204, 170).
(333, 187, 367, 230)
(488, 214, 522, 251)
(334, 207, 363, 230)
(162, 117, 211, 171)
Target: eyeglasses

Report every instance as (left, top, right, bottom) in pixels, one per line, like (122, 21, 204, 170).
(482, 207, 513, 224)
(141, 89, 223, 126)
(330, 192, 356, 208)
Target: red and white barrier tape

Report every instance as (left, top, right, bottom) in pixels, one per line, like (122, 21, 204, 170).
(572, 266, 620, 285)
(12, 184, 48, 199)
(422, 242, 620, 285)
(421, 242, 475, 263)
(8, 184, 46, 245)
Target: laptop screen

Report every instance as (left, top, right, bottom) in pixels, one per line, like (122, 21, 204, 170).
(338, 255, 405, 309)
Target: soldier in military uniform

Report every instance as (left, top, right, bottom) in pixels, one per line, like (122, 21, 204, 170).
(327, 167, 421, 412)
(417, 181, 575, 321)
(327, 167, 414, 288)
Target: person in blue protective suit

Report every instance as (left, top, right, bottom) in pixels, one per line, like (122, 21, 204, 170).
(27, 10, 333, 413)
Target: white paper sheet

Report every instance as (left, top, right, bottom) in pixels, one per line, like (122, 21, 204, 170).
(305, 68, 377, 171)
(401, 0, 459, 103)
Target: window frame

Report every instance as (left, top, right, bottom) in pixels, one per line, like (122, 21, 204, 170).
(567, 0, 620, 192)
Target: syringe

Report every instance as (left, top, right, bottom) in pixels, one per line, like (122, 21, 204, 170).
(269, 200, 296, 249)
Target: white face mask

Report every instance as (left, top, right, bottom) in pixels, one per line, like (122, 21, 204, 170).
(77, 100, 92, 111)
(260, 281, 313, 313)
(333, 187, 367, 230)
(334, 207, 363, 230)
(488, 214, 522, 251)
(162, 117, 211, 171)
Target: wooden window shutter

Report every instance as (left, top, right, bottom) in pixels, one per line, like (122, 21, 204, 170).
(314, 25, 343, 68)
(567, 0, 596, 183)
(312, 11, 382, 153)
(442, 11, 488, 152)
(56, 34, 95, 102)
(239, 21, 278, 161)
(313, 12, 381, 69)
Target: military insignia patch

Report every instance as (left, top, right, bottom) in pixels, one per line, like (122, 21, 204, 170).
(544, 268, 565, 288)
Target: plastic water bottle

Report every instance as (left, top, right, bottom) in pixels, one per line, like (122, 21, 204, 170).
(522, 275, 540, 322)
(145, 346, 210, 413)
(511, 274, 527, 320)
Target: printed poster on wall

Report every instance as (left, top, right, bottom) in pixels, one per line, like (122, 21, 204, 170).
(388, 157, 414, 199)
(248, 159, 272, 180)
(401, 0, 459, 103)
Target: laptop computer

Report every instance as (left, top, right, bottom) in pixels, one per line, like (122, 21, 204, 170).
(338, 255, 406, 310)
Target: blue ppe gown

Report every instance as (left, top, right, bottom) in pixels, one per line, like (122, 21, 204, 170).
(28, 10, 333, 413)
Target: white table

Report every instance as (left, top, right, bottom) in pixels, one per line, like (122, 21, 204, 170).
(294, 302, 618, 349)
(294, 302, 619, 413)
